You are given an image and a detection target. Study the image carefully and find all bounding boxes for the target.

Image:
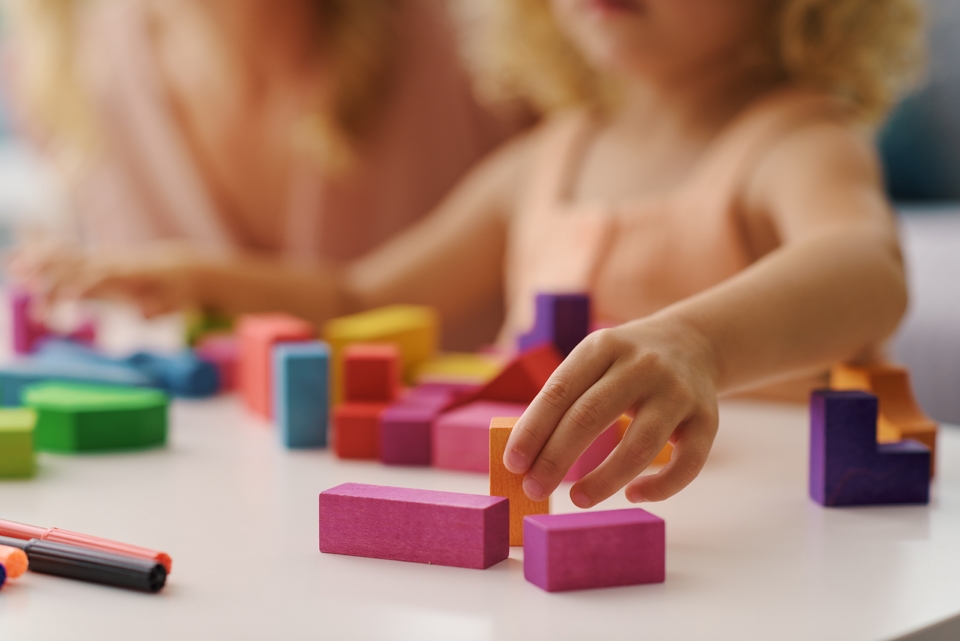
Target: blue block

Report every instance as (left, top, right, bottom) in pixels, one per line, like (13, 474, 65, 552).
(273, 342, 329, 448)
(0, 359, 152, 407)
(809, 390, 930, 507)
(34, 340, 219, 398)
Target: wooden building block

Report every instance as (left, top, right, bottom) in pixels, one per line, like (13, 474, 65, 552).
(490, 417, 549, 545)
(10, 289, 97, 356)
(195, 335, 239, 392)
(518, 293, 591, 357)
(810, 390, 929, 507)
(238, 314, 315, 419)
(0, 360, 152, 408)
(432, 401, 528, 473)
(413, 352, 503, 385)
(273, 342, 329, 449)
(448, 344, 562, 409)
(323, 305, 438, 403)
(0, 409, 36, 478)
(343, 344, 401, 403)
(319, 483, 509, 569)
(523, 509, 666, 592)
(184, 309, 234, 347)
(614, 414, 673, 466)
(35, 340, 218, 399)
(831, 363, 938, 475)
(24, 384, 168, 453)
(333, 403, 387, 459)
(563, 423, 621, 482)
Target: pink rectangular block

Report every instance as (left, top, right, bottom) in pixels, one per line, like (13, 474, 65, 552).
(524, 509, 665, 592)
(563, 424, 621, 482)
(195, 335, 238, 392)
(432, 401, 528, 473)
(319, 483, 509, 569)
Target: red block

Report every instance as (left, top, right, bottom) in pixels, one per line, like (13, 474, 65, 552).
(238, 314, 314, 418)
(334, 403, 387, 459)
(460, 344, 562, 406)
(343, 344, 401, 403)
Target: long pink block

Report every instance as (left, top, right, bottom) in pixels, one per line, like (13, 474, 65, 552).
(563, 424, 621, 482)
(319, 483, 509, 569)
(432, 400, 528, 472)
(524, 509, 665, 592)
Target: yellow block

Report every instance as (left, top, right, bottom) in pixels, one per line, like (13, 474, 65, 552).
(831, 363, 938, 476)
(413, 352, 504, 385)
(324, 305, 438, 403)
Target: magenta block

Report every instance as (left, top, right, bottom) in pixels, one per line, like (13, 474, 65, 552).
(195, 335, 239, 392)
(524, 509, 665, 592)
(563, 424, 621, 482)
(10, 289, 97, 355)
(810, 389, 930, 506)
(319, 483, 509, 569)
(432, 400, 528, 473)
(380, 403, 442, 466)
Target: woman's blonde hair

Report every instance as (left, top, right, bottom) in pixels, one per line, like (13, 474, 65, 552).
(474, 0, 925, 124)
(5, 0, 397, 169)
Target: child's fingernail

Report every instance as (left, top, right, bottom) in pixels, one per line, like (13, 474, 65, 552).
(505, 449, 527, 472)
(627, 488, 646, 503)
(523, 476, 545, 500)
(571, 490, 593, 509)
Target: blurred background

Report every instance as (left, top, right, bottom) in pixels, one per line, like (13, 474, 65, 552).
(0, 0, 956, 421)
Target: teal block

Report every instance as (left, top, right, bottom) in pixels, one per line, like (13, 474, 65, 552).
(273, 342, 329, 448)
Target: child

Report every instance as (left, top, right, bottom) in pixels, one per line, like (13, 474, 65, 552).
(45, 0, 923, 507)
(5, 0, 519, 345)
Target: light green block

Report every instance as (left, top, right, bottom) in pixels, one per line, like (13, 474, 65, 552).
(24, 383, 168, 453)
(0, 408, 37, 478)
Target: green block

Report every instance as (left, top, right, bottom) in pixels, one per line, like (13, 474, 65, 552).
(0, 408, 36, 478)
(24, 384, 169, 453)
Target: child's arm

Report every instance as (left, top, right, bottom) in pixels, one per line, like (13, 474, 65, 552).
(503, 122, 907, 508)
(19, 133, 536, 324)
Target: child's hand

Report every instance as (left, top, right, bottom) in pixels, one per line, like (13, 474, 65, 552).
(503, 317, 720, 508)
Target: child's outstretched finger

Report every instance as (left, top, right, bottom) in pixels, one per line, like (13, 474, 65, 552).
(504, 333, 617, 475)
(518, 374, 646, 501)
(568, 400, 688, 508)
(623, 410, 718, 503)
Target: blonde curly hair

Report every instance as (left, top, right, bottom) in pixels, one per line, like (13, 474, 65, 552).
(5, 0, 397, 169)
(473, 0, 925, 124)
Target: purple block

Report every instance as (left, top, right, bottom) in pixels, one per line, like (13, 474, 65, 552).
(810, 390, 930, 506)
(518, 293, 591, 357)
(381, 403, 440, 466)
(319, 483, 509, 569)
(524, 509, 665, 592)
(432, 400, 528, 472)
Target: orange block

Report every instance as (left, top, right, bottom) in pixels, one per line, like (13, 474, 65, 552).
(489, 417, 549, 546)
(831, 363, 938, 476)
(334, 403, 387, 459)
(238, 314, 315, 419)
(615, 415, 673, 466)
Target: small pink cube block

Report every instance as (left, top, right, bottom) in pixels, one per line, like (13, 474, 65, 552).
(319, 483, 509, 569)
(432, 400, 528, 473)
(563, 424, 621, 482)
(195, 335, 239, 392)
(524, 509, 665, 592)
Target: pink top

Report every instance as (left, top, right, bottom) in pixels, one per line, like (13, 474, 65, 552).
(501, 89, 848, 344)
(63, 0, 514, 263)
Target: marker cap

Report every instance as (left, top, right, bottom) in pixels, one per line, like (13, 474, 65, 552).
(0, 544, 28, 578)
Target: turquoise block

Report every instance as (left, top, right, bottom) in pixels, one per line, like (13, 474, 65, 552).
(273, 342, 329, 448)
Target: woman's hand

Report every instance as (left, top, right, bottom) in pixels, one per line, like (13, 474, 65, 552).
(503, 315, 721, 508)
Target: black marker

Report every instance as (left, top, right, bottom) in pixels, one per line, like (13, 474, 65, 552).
(0, 535, 167, 593)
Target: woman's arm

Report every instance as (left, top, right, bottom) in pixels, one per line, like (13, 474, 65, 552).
(25, 130, 537, 324)
(502, 122, 907, 509)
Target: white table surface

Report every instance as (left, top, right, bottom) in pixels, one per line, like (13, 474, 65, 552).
(0, 394, 959, 641)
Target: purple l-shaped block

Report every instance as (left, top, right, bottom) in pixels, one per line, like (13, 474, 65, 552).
(523, 509, 665, 592)
(809, 389, 930, 507)
(319, 483, 509, 569)
(518, 293, 591, 357)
